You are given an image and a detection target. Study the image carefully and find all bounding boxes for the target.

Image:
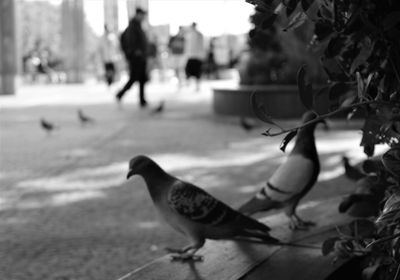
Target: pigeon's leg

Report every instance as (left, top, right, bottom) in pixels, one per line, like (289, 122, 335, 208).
(286, 202, 316, 230)
(169, 239, 205, 262)
(289, 213, 316, 230)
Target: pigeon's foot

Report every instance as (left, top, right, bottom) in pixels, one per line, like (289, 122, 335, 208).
(170, 253, 203, 262)
(289, 214, 316, 231)
(165, 247, 185, 254)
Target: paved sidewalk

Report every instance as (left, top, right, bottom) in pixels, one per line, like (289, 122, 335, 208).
(0, 78, 383, 280)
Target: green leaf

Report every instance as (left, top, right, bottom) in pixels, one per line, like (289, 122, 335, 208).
(250, 92, 277, 125)
(297, 65, 314, 110)
(322, 237, 340, 256)
(283, 11, 308, 31)
(280, 130, 298, 152)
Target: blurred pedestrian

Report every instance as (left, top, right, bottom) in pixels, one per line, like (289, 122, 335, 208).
(116, 8, 149, 107)
(168, 26, 186, 88)
(99, 24, 120, 87)
(184, 22, 205, 91)
(205, 37, 219, 79)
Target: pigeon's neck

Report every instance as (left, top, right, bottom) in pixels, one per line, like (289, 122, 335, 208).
(292, 127, 317, 158)
(140, 164, 174, 199)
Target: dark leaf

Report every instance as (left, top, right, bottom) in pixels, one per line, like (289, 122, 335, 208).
(350, 40, 374, 74)
(383, 11, 400, 30)
(314, 20, 334, 41)
(280, 130, 298, 152)
(325, 35, 347, 58)
(382, 147, 400, 178)
(301, 0, 314, 12)
(361, 264, 381, 280)
(262, 13, 278, 29)
(283, 11, 308, 31)
(348, 219, 376, 238)
(286, 0, 299, 17)
(328, 82, 350, 101)
(322, 237, 340, 256)
(356, 72, 364, 100)
(297, 65, 314, 110)
(250, 92, 277, 125)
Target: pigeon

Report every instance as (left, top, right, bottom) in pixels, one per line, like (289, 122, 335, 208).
(240, 116, 257, 132)
(78, 109, 95, 125)
(342, 156, 366, 181)
(126, 155, 280, 261)
(40, 118, 58, 134)
(150, 101, 164, 115)
(339, 158, 391, 217)
(338, 175, 385, 217)
(237, 111, 325, 230)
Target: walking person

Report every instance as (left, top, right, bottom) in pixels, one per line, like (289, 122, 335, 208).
(99, 24, 120, 87)
(184, 22, 205, 92)
(116, 8, 149, 107)
(168, 26, 186, 88)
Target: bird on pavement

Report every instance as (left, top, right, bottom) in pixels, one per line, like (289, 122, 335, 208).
(240, 116, 257, 132)
(40, 118, 58, 134)
(150, 101, 165, 115)
(342, 156, 366, 181)
(237, 111, 325, 230)
(126, 155, 280, 261)
(78, 109, 95, 126)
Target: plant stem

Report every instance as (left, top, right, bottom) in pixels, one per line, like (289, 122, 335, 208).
(263, 99, 394, 137)
(394, 263, 400, 280)
(366, 231, 400, 248)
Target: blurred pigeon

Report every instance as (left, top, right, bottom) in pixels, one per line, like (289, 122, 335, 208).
(126, 155, 280, 261)
(338, 175, 385, 217)
(240, 116, 257, 132)
(78, 109, 95, 125)
(238, 111, 325, 230)
(339, 158, 391, 217)
(151, 101, 165, 115)
(40, 118, 58, 134)
(342, 156, 366, 181)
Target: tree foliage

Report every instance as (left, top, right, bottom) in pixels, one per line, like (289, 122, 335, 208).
(246, 0, 400, 277)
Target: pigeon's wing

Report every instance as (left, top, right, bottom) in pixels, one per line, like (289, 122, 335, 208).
(266, 154, 316, 201)
(167, 181, 272, 234)
(167, 181, 237, 227)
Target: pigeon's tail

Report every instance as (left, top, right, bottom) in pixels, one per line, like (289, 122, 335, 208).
(237, 188, 276, 215)
(239, 229, 280, 244)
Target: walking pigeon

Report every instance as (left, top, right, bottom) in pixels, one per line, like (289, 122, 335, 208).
(238, 111, 325, 230)
(151, 101, 165, 115)
(240, 116, 257, 132)
(126, 155, 279, 261)
(78, 109, 95, 125)
(40, 118, 58, 134)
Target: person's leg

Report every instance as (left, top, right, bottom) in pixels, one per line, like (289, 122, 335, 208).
(138, 81, 147, 107)
(116, 61, 135, 101)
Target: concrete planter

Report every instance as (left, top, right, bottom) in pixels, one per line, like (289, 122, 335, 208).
(213, 84, 307, 118)
(213, 84, 359, 119)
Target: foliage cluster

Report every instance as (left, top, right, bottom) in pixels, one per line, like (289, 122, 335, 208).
(245, 0, 400, 278)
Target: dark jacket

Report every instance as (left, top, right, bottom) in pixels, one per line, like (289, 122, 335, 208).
(120, 18, 148, 60)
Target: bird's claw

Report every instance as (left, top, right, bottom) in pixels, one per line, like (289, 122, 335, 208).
(165, 247, 185, 254)
(169, 253, 204, 262)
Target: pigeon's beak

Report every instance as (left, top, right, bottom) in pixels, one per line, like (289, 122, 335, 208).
(126, 169, 135, 180)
